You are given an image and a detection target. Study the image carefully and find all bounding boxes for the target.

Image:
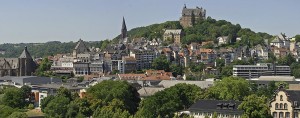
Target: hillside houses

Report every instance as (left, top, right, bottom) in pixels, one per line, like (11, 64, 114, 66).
(48, 18, 297, 81)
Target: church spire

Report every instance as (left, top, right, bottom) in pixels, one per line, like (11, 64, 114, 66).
(121, 17, 127, 40)
(19, 46, 32, 59)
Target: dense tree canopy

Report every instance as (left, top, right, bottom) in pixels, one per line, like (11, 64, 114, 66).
(120, 21, 182, 40)
(136, 83, 203, 118)
(87, 80, 140, 114)
(40, 95, 55, 112)
(44, 96, 70, 118)
(2, 87, 26, 108)
(189, 62, 205, 72)
(92, 99, 131, 118)
(170, 64, 184, 77)
(66, 98, 92, 118)
(0, 41, 107, 58)
(152, 55, 170, 71)
(7, 112, 28, 118)
(295, 35, 300, 42)
(277, 53, 296, 66)
(238, 94, 272, 118)
(205, 77, 251, 101)
(291, 62, 300, 78)
(35, 58, 52, 76)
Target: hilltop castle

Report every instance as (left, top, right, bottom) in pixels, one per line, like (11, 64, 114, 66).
(180, 4, 206, 28)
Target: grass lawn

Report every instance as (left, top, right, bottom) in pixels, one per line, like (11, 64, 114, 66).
(26, 109, 44, 118)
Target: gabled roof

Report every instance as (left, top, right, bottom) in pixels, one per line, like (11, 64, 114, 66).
(271, 86, 300, 108)
(285, 90, 300, 102)
(271, 36, 283, 43)
(188, 100, 243, 114)
(75, 39, 88, 50)
(138, 87, 165, 97)
(278, 33, 289, 41)
(19, 46, 32, 59)
(158, 80, 213, 89)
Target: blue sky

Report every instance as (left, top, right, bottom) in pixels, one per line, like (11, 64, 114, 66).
(0, 0, 299, 44)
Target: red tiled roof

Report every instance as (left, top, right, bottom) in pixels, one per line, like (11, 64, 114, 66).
(119, 70, 173, 81)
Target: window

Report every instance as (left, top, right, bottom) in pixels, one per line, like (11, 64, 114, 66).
(280, 103, 283, 109)
(294, 112, 298, 118)
(279, 112, 283, 118)
(276, 103, 279, 109)
(273, 112, 277, 118)
(280, 95, 283, 101)
(284, 103, 288, 109)
(285, 112, 290, 118)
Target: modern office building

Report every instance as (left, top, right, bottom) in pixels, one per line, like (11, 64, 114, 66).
(233, 63, 290, 79)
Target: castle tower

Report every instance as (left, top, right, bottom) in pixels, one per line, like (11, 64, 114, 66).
(19, 46, 36, 76)
(120, 17, 128, 44)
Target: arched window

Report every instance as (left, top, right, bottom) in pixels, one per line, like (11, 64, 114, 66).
(280, 103, 283, 109)
(273, 112, 277, 118)
(276, 103, 279, 109)
(280, 95, 283, 101)
(284, 103, 288, 109)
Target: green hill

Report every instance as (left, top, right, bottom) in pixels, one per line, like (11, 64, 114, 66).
(0, 17, 273, 58)
(117, 17, 272, 47)
(112, 21, 182, 43)
(0, 41, 103, 58)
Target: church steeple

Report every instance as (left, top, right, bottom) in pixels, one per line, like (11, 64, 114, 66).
(19, 46, 32, 59)
(121, 17, 127, 40)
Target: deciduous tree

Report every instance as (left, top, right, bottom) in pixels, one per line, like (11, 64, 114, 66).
(44, 96, 70, 118)
(205, 77, 250, 101)
(152, 55, 170, 71)
(136, 83, 203, 118)
(2, 87, 26, 108)
(7, 112, 28, 118)
(40, 95, 55, 112)
(238, 94, 272, 118)
(87, 80, 140, 114)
